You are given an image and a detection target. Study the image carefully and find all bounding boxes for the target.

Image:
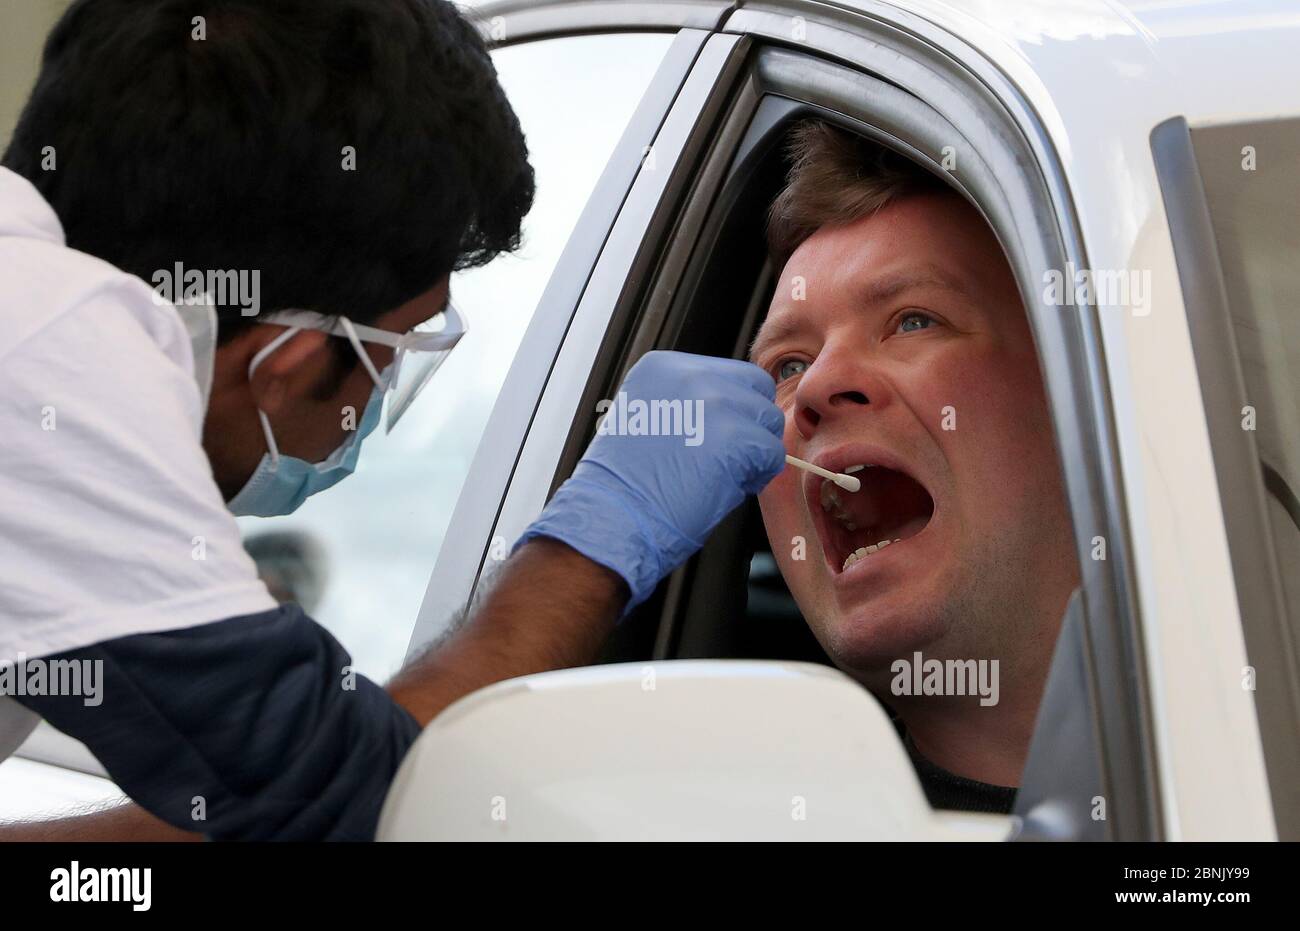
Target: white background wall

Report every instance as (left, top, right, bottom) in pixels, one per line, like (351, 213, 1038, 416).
(0, 1, 74, 147)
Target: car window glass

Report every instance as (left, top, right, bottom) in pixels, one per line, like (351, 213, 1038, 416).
(237, 32, 675, 681)
(1192, 118, 1300, 646)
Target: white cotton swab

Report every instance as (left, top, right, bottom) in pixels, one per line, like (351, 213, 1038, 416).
(785, 454, 861, 493)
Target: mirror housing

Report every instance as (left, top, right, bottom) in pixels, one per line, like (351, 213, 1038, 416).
(378, 660, 1011, 841)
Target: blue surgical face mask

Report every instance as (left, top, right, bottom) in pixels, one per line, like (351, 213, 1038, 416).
(227, 382, 384, 517)
(227, 325, 389, 518)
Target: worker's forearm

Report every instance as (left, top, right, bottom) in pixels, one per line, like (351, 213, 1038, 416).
(386, 353, 785, 727)
(0, 801, 202, 842)
(387, 538, 627, 726)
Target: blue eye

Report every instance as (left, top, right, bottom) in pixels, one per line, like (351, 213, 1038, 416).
(897, 312, 936, 334)
(777, 358, 809, 381)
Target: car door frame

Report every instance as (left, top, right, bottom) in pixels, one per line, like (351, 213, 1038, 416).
(476, 0, 1167, 840)
(406, 20, 750, 653)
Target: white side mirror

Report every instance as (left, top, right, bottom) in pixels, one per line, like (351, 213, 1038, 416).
(378, 660, 1012, 841)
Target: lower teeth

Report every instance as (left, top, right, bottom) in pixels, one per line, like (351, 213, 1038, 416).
(841, 538, 903, 571)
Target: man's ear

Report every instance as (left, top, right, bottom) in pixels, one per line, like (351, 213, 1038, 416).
(241, 328, 332, 416)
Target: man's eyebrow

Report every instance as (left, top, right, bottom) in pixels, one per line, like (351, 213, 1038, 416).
(748, 264, 969, 362)
(748, 316, 801, 364)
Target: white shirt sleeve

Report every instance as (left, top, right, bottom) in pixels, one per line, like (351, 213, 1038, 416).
(0, 284, 276, 661)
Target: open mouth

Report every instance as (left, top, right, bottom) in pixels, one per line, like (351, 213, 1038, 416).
(807, 459, 935, 574)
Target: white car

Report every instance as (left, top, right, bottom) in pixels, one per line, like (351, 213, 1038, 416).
(6, 0, 1298, 841)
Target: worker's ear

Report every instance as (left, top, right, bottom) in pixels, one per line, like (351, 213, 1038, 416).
(244, 328, 332, 416)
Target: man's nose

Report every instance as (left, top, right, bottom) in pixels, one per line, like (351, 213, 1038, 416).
(792, 344, 878, 440)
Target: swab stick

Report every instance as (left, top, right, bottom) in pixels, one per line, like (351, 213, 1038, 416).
(784, 454, 861, 492)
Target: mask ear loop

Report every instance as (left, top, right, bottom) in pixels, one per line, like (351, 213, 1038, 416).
(247, 326, 303, 470)
(338, 317, 388, 390)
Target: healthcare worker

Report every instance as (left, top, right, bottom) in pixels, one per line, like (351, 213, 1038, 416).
(0, 0, 784, 840)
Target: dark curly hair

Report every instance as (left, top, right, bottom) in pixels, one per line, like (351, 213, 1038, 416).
(3, 0, 535, 341)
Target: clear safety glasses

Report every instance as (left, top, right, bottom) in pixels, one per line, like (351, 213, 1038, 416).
(259, 303, 466, 431)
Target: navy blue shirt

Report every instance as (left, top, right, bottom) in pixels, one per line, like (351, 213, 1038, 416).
(17, 604, 421, 841)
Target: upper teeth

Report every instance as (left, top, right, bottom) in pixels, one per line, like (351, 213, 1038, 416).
(842, 538, 903, 571)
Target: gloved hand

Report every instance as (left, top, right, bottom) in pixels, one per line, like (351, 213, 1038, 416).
(515, 350, 786, 612)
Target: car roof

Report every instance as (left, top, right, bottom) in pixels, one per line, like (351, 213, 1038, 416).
(471, 0, 1300, 126)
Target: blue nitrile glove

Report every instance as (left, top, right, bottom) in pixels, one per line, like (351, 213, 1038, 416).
(515, 350, 786, 612)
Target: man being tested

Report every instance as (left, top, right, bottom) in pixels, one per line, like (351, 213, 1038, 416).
(752, 123, 1080, 811)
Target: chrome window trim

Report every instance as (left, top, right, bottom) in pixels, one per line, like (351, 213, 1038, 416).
(480, 33, 749, 598)
(468, 0, 734, 46)
(406, 29, 725, 655)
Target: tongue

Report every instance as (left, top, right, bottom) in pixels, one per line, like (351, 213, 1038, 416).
(885, 513, 931, 542)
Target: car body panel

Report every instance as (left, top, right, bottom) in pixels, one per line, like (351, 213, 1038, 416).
(468, 0, 733, 41)
(5, 0, 1292, 840)
(378, 660, 1015, 841)
(462, 0, 1293, 839)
